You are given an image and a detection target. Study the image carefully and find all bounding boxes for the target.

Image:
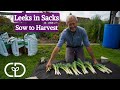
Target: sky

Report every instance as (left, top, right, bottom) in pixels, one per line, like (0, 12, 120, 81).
(0, 11, 111, 22)
(58, 11, 110, 21)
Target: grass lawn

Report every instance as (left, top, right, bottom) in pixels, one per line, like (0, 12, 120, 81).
(0, 44, 120, 79)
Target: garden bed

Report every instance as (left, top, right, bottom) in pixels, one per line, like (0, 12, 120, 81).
(31, 59, 120, 79)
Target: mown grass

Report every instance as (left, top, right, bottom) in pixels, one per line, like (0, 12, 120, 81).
(0, 44, 120, 79)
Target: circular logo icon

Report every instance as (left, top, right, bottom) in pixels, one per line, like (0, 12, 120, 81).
(4, 62, 26, 77)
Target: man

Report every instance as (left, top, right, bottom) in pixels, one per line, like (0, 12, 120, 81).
(46, 14, 98, 71)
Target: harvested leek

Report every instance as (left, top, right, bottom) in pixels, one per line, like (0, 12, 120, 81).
(77, 58, 88, 74)
(84, 61, 97, 74)
(52, 64, 61, 75)
(94, 64, 112, 74)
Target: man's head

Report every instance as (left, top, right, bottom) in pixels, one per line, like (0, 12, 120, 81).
(66, 15, 78, 32)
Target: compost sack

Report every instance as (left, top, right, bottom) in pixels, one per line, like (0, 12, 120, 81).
(24, 33, 38, 56)
(0, 37, 9, 56)
(10, 37, 24, 56)
(0, 32, 11, 56)
(0, 32, 9, 43)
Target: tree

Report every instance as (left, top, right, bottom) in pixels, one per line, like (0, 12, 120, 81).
(78, 15, 109, 43)
(0, 15, 14, 33)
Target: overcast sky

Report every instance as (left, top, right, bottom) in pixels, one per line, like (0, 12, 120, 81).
(60, 11, 110, 21)
(0, 11, 110, 22)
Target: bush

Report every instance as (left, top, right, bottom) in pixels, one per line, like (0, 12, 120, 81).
(78, 15, 109, 43)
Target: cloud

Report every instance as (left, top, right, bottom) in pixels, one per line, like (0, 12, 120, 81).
(58, 11, 110, 21)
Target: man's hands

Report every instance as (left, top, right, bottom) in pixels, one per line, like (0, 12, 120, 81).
(86, 46, 99, 65)
(45, 46, 60, 72)
(46, 60, 52, 72)
(93, 58, 99, 64)
(45, 45, 99, 72)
